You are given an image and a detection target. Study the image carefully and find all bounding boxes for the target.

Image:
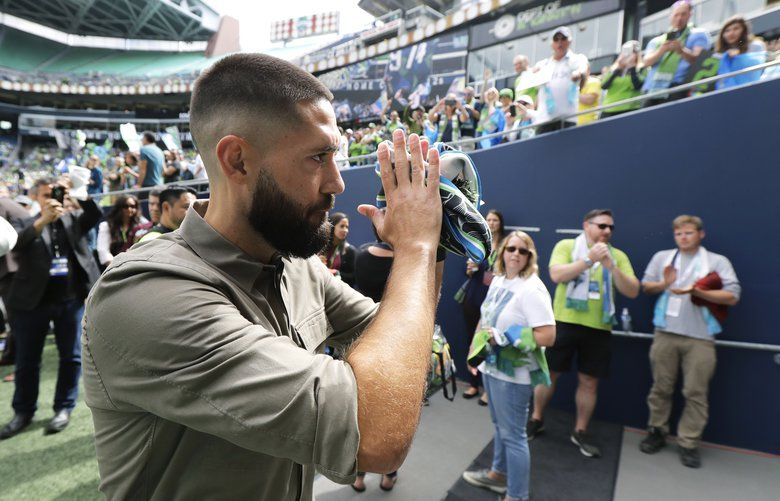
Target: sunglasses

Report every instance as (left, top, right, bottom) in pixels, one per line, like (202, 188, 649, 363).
(553, 35, 568, 41)
(589, 222, 615, 231)
(505, 246, 531, 256)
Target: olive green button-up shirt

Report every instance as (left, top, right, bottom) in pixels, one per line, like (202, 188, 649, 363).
(82, 204, 378, 500)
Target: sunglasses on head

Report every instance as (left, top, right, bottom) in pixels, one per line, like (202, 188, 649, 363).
(589, 222, 615, 231)
(505, 246, 531, 256)
(553, 35, 567, 41)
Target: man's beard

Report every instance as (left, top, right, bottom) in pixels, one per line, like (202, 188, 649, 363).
(248, 170, 334, 258)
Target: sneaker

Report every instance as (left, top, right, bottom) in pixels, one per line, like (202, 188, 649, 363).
(462, 469, 507, 494)
(679, 446, 701, 468)
(527, 418, 544, 441)
(571, 430, 602, 458)
(639, 427, 666, 454)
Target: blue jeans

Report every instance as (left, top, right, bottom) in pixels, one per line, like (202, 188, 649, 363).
(10, 299, 84, 415)
(484, 373, 533, 501)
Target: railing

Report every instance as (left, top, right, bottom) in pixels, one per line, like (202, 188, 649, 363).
(612, 330, 780, 364)
(87, 58, 780, 191)
(336, 58, 780, 168)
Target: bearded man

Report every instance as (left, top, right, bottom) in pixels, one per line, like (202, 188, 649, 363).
(83, 53, 444, 500)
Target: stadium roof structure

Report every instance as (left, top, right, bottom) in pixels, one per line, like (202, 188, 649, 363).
(0, 0, 219, 41)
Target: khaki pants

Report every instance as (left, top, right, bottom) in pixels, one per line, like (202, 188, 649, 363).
(647, 330, 717, 449)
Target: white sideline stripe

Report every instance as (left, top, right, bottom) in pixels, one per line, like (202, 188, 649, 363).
(505, 225, 540, 232)
(555, 228, 583, 234)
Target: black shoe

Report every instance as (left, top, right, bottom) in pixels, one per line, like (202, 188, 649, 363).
(0, 413, 33, 439)
(679, 446, 701, 468)
(571, 429, 602, 458)
(527, 418, 545, 441)
(44, 409, 71, 435)
(639, 427, 666, 454)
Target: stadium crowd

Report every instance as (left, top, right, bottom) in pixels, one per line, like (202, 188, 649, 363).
(0, 4, 765, 499)
(340, 2, 777, 167)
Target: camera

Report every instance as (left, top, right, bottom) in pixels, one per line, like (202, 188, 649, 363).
(445, 99, 456, 106)
(509, 105, 517, 117)
(666, 30, 679, 41)
(51, 186, 66, 204)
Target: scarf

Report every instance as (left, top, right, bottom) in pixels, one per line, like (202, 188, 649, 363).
(653, 246, 722, 336)
(326, 241, 348, 269)
(649, 26, 691, 90)
(436, 112, 460, 143)
(467, 327, 551, 387)
(564, 233, 616, 326)
(375, 142, 492, 263)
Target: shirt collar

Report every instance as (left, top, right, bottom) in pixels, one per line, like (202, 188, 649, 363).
(178, 201, 285, 293)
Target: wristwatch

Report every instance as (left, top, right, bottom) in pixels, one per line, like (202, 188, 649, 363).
(583, 257, 594, 268)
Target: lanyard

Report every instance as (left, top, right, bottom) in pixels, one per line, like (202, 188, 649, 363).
(50, 223, 62, 258)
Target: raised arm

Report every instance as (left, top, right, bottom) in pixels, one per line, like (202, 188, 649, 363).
(350, 130, 442, 473)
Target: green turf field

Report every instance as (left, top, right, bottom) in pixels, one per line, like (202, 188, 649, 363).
(0, 337, 102, 500)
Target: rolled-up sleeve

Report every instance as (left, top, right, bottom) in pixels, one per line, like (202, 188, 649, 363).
(84, 265, 360, 482)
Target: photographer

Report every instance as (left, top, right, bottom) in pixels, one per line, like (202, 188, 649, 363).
(429, 93, 470, 143)
(601, 41, 646, 118)
(0, 177, 101, 440)
(641, 0, 711, 107)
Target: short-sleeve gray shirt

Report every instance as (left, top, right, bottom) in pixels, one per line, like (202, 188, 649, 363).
(642, 248, 740, 340)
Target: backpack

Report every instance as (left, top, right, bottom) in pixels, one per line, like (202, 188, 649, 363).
(428, 324, 457, 401)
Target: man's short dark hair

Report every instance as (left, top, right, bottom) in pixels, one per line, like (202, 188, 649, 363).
(583, 209, 613, 222)
(189, 53, 334, 157)
(159, 186, 196, 209)
(142, 131, 157, 144)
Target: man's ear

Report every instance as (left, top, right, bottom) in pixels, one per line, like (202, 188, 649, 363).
(216, 135, 249, 183)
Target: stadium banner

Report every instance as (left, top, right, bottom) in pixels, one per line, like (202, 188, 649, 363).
(318, 29, 469, 124)
(468, 0, 622, 50)
(270, 11, 340, 43)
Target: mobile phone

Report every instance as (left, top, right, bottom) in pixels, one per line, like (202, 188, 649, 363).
(51, 186, 66, 204)
(509, 105, 517, 117)
(445, 99, 456, 106)
(666, 30, 679, 41)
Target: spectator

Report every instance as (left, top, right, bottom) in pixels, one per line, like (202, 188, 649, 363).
(0, 178, 101, 439)
(513, 54, 538, 106)
(381, 109, 405, 134)
(601, 41, 646, 118)
(532, 26, 589, 134)
(477, 87, 506, 148)
(319, 212, 356, 287)
(351, 230, 399, 493)
(462, 231, 555, 501)
(715, 16, 767, 90)
(529, 209, 640, 458)
(162, 150, 181, 184)
(133, 188, 161, 242)
(459, 86, 482, 150)
(505, 95, 537, 142)
(85, 154, 104, 197)
(577, 72, 602, 125)
(138, 186, 196, 242)
(122, 151, 140, 189)
(136, 131, 165, 190)
(430, 93, 470, 144)
(96, 195, 141, 267)
(641, 0, 711, 106)
(456, 209, 506, 404)
(498, 88, 514, 112)
(402, 106, 425, 136)
(0, 196, 30, 370)
(639, 215, 740, 468)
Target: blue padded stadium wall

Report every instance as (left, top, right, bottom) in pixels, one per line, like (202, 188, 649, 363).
(332, 77, 780, 455)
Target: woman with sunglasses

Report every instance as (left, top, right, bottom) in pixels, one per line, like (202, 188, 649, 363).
(457, 209, 505, 405)
(462, 231, 556, 501)
(96, 194, 142, 268)
(320, 212, 356, 287)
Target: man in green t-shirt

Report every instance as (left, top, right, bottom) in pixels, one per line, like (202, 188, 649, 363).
(528, 209, 639, 458)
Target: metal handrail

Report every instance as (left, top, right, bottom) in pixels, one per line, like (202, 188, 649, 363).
(87, 57, 780, 197)
(336, 57, 780, 167)
(612, 330, 780, 353)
